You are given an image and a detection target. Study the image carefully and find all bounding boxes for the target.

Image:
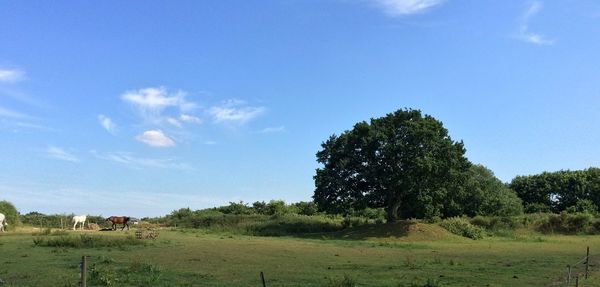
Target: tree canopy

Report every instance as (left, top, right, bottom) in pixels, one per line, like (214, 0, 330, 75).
(510, 168, 600, 213)
(313, 109, 471, 221)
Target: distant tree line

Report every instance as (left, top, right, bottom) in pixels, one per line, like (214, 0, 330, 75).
(19, 212, 106, 229)
(510, 168, 600, 214)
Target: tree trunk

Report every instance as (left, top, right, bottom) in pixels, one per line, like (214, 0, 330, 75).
(387, 199, 401, 222)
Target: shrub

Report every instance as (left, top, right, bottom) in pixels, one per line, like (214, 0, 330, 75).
(248, 214, 343, 236)
(537, 212, 595, 234)
(341, 216, 368, 228)
(266, 200, 288, 216)
(218, 201, 254, 215)
(0, 200, 19, 228)
(351, 208, 387, 221)
(326, 274, 357, 287)
(524, 203, 552, 213)
(293, 201, 319, 216)
(565, 199, 598, 215)
(469, 216, 522, 238)
(439, 217, 484, 239)
(252, 201, 268, 215)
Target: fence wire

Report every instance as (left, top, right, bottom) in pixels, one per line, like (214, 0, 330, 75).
(547, 249, 599, 287)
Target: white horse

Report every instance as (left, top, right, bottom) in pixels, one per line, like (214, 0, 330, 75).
(72, 215, 87, 230)
(0, 213, 7, 232)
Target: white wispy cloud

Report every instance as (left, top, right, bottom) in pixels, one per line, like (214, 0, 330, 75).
(121, 87, 197, 123)
(94, 151, 190, 170)
(259, 126, 286, 134)
(204, 140, 217, 145)
(135, 130, 176, 147)
(209, 100, 266, 124)
(374, 0, 445, 16)
(516, 1, 554, 45)
(0, 68, 24, 82)
(180, 114, 202, 124)
(46, 146, 79, 162)
(0, 106, 32, 119)
(98, 114, 116, 134)
(166, 117, 182, 128)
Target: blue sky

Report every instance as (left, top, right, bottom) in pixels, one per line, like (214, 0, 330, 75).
(1, 0, 600, 217)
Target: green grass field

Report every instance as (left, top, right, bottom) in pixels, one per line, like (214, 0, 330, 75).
(1, 224, 599, 286)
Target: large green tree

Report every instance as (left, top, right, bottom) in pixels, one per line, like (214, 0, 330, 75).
(313, 109, 471, 221)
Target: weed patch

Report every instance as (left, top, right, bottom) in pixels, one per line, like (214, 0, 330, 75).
(33, 234, 143, 248)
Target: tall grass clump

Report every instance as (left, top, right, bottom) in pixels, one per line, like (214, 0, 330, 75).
(325, 274, 357, 287)
(439, 217, 484, 239)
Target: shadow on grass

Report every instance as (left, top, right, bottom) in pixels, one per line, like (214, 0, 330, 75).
(251, 221, 414, 241)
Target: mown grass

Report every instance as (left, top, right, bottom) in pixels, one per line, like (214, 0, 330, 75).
(1, 226, 600, 286)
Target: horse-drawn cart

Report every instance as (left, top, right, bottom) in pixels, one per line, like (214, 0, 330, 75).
(135, 228, 159, 240)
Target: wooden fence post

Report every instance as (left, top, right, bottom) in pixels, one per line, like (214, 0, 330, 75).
(575, 274, 579, 287)
(585, 246, 590, 279)
(567, 265, 571, 285)
(260, 271, 266, 287)
(81, 256, 87, 287)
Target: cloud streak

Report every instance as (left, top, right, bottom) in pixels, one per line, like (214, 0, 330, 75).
(94, 151, 190, 170)
(135, 130, 176, 147)
(516, 1, 554, 45)
(259, 126, 286, 134)
(0, 106, 32, 119)
(98, 114, 116, 134)
(374, 0, 445, 16)
(209, 100, 266, 124)
(0, 68, 24, 82)
(46, 146, 79, 162)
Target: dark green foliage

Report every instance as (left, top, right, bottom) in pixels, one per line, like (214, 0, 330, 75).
(459, 165, 523, 217)
(565, 199, 598, 215)
(0, 200, 19, 227)
(217, 201, 254, 215)
(439, 217, 484, 239)
(252, 201, 268, 215)
(314, 109, 471, 221)
(293, 201, 319, 216)
(33, 234, 143, 248)
(537, 212, 595, 234)
(469, 215, 521, 231)
(350, 207, 387, 222)
(265, 200, 289, 215)
(510, 168, 600, 213)
(523, 203, 552, 213)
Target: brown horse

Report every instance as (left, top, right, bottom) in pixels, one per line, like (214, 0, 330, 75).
(106, 216, 130, 230)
